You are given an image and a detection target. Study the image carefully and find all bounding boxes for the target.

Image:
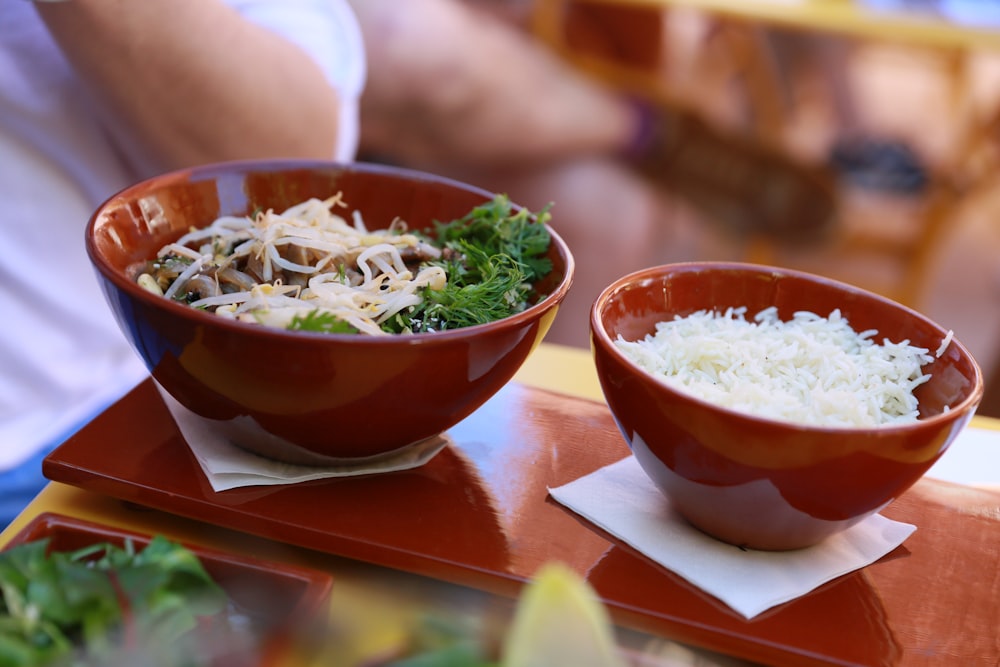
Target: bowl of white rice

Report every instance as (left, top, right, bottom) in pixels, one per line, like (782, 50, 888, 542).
(590, 262, 983, 550)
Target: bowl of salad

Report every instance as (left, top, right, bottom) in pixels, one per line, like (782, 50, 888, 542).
(86, 160, 574, 464)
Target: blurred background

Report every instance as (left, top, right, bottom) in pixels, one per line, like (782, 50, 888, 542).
(355, 0, 1000, 418)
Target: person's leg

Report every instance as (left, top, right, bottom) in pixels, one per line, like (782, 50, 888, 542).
(758, 28, 928, 194)
(810, 34, 929, 193)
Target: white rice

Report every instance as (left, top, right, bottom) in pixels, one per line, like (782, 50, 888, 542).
(615, 307, 951, 428)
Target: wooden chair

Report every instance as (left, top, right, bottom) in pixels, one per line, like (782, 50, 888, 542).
(529, 0, 995, 309)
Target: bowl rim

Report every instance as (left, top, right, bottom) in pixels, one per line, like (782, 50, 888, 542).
(85, 159, 576, 345)
(590, 260, 985, 433)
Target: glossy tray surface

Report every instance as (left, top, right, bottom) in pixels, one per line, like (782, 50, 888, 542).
(3, 512, 333, 666)
(44, 378, 1000, 666)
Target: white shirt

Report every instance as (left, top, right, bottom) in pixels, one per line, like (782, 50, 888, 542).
(0, 1, 366, 470)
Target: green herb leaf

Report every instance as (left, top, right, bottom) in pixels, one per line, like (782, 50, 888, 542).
(0, 536, 228, 667)
(288, 309, 359, 334)
(387, 194, 553, 333)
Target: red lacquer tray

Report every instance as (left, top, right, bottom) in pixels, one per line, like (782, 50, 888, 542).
(44, 378, 1000, 666)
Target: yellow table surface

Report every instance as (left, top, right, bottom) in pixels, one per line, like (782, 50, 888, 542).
(2, 342, 996, 665)
(553, 0, 1000, 50)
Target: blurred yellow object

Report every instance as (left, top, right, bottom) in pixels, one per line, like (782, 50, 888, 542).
(503, 563, 627, 667)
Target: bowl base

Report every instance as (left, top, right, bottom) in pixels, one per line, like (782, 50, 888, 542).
(156, 381, 450, 469)
(631, 436, 865, 551)
(227, 427, 450, 468)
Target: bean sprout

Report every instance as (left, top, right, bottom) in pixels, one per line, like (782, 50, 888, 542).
(135, 195, 445, 335)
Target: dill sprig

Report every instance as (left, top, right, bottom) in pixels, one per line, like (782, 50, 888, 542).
(289, 309, 359, 334)
(432, 194, 553, 284)
(384, 195, 553, 333)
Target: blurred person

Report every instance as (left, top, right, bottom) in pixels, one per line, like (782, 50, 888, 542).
(348, 0, 837, 349)
(0, 0, 366, 528)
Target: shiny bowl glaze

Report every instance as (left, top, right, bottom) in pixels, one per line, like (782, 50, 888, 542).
(87, 160, 574, 464)
(590, 262, 983, 550)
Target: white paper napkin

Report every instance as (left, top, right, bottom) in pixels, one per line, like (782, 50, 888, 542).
(548, 456, 916, 619)
(157, 388, 449, 492)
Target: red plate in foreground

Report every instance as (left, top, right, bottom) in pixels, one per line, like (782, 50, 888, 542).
(3, 512, 333, 666)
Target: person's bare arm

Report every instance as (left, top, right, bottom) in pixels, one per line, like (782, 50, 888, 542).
(36, 0, 342, 173)
(351, 0, 642, 168)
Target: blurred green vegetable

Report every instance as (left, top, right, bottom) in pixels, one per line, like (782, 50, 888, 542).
(0, 536, 227, 667)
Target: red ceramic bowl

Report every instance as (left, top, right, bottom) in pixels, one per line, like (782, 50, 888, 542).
(591, 262, 983, 550)
(87, 160, 573, 464)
